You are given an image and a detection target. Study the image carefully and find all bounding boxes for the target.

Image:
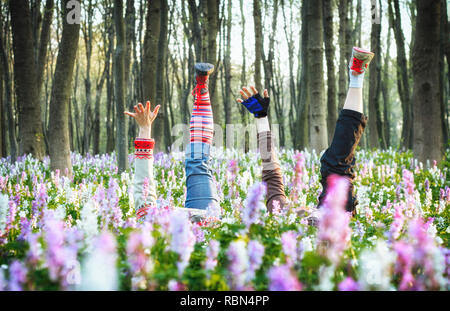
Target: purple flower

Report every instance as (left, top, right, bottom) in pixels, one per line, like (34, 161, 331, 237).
(8, 260, 27, 291)
(338, 277, 360, 291)
(242, 182, 266, 228)
(268, 264, 302, 291)
(169, 211, 195, 277)
(205, 240, 220, 271)
(27, 233, 41, 265)
(247, 240, 265, 282)
(168, 279, 186, 291)
(227, 240, 248, 290)
(44, 215, 66, 281)
(281, 231, 298, 266)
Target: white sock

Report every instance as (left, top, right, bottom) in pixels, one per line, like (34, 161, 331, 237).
(348, 68, 365, 88)
(256, 117, 270, 133)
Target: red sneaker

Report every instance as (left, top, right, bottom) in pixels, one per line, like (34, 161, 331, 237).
(349, 47, 374, 75)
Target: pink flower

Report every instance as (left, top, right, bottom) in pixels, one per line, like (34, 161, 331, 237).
(338, 277, 360, 291)
(317, 175, 352, 265)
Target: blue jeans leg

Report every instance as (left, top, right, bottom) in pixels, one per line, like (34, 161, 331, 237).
(185, 142, 218, 210)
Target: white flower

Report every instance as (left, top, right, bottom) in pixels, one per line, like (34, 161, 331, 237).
(0, 194, 9, 232)
(78, 199, 99, 244)
(358, 240, 395, 290)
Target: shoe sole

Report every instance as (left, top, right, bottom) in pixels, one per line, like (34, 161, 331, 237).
(194, 63, 214, 76)
(178, 207, 207, 222)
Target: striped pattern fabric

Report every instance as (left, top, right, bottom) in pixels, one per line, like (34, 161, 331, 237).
(190, 79, 214, 145)
(134, 138, 154, 160)
(136, 205, 149, 221)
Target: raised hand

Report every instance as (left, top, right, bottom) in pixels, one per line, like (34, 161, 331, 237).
(236, 86, 270, 118)
(124, 101, 160, 139)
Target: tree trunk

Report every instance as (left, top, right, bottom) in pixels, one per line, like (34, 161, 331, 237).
(388, 0, 413, 149)
(368, 4, 382, 148)
(296, 0, 309, 150)
(282, 0, 296, 147)
(154, 0, 168, 151)
(239, 0, 247, 126)
(187, 0, 203, 61)
(338, 0, 350, 110)
(413, 0, 443, 163)
(323, 0, 337, 143)
(440, 0, 449, 145)
(263, 0, 279, 127)
(306, 0, 327, 151)
(381, 27, 392, 147)
(82, 0, 94, 155)
(224, 0, 232, 128)
(114, 0, 128, 172)
(0, 5, 17, 161)
(9, 0, 45, 159)
(36, 0, 54, 99)
(206, 0, 220, 124)
(142, 0, 160, 102)
(48, 0, 80, 177)
(253, 0, 263, 92)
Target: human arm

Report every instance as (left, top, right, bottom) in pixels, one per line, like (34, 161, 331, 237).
(124, 101, 160, 221)
(237, 86, 287, 212)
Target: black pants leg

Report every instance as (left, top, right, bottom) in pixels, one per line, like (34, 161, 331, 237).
(318, 109, 367, 213)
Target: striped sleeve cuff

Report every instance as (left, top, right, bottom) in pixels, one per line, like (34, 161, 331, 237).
(134, 138, 155, 159)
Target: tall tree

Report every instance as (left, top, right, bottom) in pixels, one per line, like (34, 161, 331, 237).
(187, 0, 203, 61)
(282, 0, 297, 146)
(114, 0, 128, 171)
(368, 1, 383, 148)
(337, 0, 350, 109)
(381, 27, 392, 147)
(388, 0, 413, 149)
(82, 0, 94, 155)
(295, 0, 309, 150)
(223, 0, 232, 128)
(142, 0, 161, 103)
(48, 0, 80, 176)
(239, 0, 248, 125)
(323, 0, 337, 142)
(0, 3, 17, 161)
(9, 0, 45, 159)
(440, 0, 449, 145)
(154, 0, 169, 150)
(306, 0, 327, 151)
(36, 0, 54, 99)
(412, 0, 443, 163)
(263, 0, 279, 129)
(253, 0, 263, 92)
(206, 0, 220, 123)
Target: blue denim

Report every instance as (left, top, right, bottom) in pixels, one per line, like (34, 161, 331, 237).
(184, 142, 218, 210)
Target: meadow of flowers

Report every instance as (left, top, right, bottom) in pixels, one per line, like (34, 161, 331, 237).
(0, 147, 448, 291)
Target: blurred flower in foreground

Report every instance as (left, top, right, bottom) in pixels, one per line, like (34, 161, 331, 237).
(268, 264, 302, 291)
(317, 175, 352, 265)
